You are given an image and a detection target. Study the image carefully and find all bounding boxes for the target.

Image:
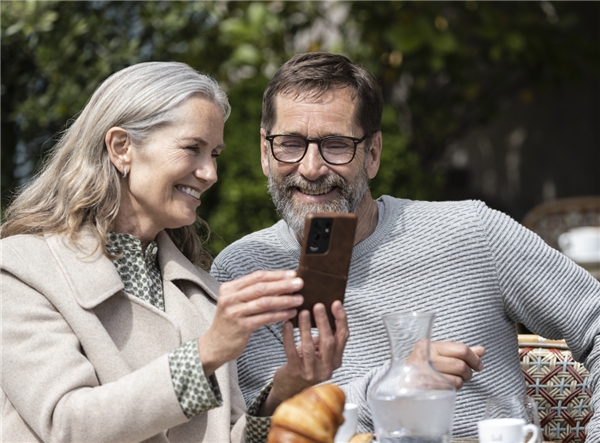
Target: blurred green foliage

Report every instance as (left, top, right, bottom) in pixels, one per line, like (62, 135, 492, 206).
(2, 1, 598, 254)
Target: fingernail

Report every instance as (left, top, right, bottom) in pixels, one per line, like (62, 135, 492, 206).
(291, 278, 303, 288)
(293, 295, 304, 304)
(286, 270, 296, 277)
(478, 361, 484, 371)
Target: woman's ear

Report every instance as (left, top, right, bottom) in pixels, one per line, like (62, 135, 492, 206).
(105, 127, 131, 175)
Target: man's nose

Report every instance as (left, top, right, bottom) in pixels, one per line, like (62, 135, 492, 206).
(297, 142, 329, 180)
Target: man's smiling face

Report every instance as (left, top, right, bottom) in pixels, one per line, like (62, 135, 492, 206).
(260, 88, 372, 236)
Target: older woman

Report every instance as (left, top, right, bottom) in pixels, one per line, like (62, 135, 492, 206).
(0, 62, 321, 443)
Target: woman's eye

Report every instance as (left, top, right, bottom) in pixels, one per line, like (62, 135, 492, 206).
(185, 146, 200, 152)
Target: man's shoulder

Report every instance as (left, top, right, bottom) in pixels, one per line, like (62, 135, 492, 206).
(381, 195, 489, 222)
(211, 220, 298, 282)
(218, 220, 286, 255)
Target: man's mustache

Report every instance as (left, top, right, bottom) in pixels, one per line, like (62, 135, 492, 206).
(282, 173, 347, 194)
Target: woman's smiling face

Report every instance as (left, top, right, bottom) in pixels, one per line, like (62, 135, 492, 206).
(114, 95, 225, 243)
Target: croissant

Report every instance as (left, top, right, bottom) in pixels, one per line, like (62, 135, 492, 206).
(348, 434, 375, 443)
(267, 384, 346, 443)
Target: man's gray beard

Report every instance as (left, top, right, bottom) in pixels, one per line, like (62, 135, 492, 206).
(267, 167, 370, 236)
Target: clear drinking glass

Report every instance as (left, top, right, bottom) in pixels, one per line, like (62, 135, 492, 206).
(368, 312, 456, 443)
(483, 395, 542, 443)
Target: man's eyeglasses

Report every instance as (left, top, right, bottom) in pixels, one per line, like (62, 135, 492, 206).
(265, 133, 370, 165)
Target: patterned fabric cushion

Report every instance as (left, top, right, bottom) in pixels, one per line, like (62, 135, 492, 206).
(519, 344, 593, 442)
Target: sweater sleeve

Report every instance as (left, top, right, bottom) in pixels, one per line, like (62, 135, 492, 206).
(474, 201, 600, 439)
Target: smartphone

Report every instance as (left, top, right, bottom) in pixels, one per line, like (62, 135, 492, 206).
(292, 212, 357, 330)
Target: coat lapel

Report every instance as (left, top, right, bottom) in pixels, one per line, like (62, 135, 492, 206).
(45, 232, 125, 309)
(157, 231, 220, 341)
(46, 230, 221, 370)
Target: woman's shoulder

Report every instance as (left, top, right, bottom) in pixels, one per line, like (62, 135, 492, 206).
(1, 234, 63, 289)
(1, 231, 103, 274)
(1, 234, 52, 264)
(2, 232, 48, 246)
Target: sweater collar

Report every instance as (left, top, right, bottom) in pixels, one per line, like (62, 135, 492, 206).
(275, 196, 393, 260)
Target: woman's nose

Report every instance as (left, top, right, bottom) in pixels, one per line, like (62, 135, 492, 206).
(194, 157, 218, 185)
(297, 142, 329, 180)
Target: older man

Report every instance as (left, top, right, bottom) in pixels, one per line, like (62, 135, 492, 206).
(211, 52, 600, 439)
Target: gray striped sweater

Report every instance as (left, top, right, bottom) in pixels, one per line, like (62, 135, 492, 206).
(211, 196, 600, 439)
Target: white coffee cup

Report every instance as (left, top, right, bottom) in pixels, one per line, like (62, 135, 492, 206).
(558, 226, 600, 263)
(478, 418, 540, 443)
(334, 403, 358, 443)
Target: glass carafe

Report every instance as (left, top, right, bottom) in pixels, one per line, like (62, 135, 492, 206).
(368, 312, 456, 443)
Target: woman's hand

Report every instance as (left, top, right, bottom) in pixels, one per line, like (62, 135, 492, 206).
(198, 270, 304, 377)
(259, 300, 349, 416)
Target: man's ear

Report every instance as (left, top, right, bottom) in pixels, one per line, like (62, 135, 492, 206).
(366, 131, 382, 180)
(260, 128, 270, 177)
(105, 127, 131, 175)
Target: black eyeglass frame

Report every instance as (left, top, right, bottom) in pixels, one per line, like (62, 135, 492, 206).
(265, 133, 371, 165)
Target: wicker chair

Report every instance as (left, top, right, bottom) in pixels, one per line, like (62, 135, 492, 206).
(518, 335, 593, 442)
(522, 196, 600, 251)
(517, 198, 598, 441)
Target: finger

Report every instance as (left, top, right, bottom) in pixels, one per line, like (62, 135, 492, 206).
(241, 309, 299, 332)
(240, 294, 304, 317)
(282, 321, 301, 365)
(445, 374, 464, 390)
(432, 356, 475, 383)
(460, 345, 484, 372)
(471, 345, 486, 358)
(331, 300, 349, 352)
(313, 303, 333, 335)
(223, 270, 298, 293)
(298, 310, 316, 370)
(433, 342, 484, 372)
(313, 303, 335, 363)
(220, 276, 303, 304)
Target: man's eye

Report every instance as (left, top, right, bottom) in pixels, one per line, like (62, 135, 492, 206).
(281, 142, 303, 149)
(278, 138, 305, 149)
(323, 139, 352, 150)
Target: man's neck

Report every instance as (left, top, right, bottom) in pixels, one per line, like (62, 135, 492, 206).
(353, 195, 379, 246)
(291, 195, 379, 247)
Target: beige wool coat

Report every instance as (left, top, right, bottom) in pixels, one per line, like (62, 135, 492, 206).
(1, 230, 247, 443)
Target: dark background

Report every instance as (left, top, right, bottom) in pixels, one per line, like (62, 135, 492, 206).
(2, 1, 599, 253)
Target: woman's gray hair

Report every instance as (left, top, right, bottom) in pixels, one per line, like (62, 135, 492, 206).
(1, 62, 229, 269)
(87, 62, 230, 147)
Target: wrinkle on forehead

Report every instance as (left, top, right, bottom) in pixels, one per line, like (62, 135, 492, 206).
(274, 88, 359, 137)
(280, 84, 358, 102)
(280, 87, 358, 106)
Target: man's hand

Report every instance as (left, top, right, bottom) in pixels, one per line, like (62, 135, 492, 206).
(429, 341, 486, 389)
(259, 300, 349, 416)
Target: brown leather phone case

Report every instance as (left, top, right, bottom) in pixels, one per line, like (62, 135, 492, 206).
(292, 213, 357, 330)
